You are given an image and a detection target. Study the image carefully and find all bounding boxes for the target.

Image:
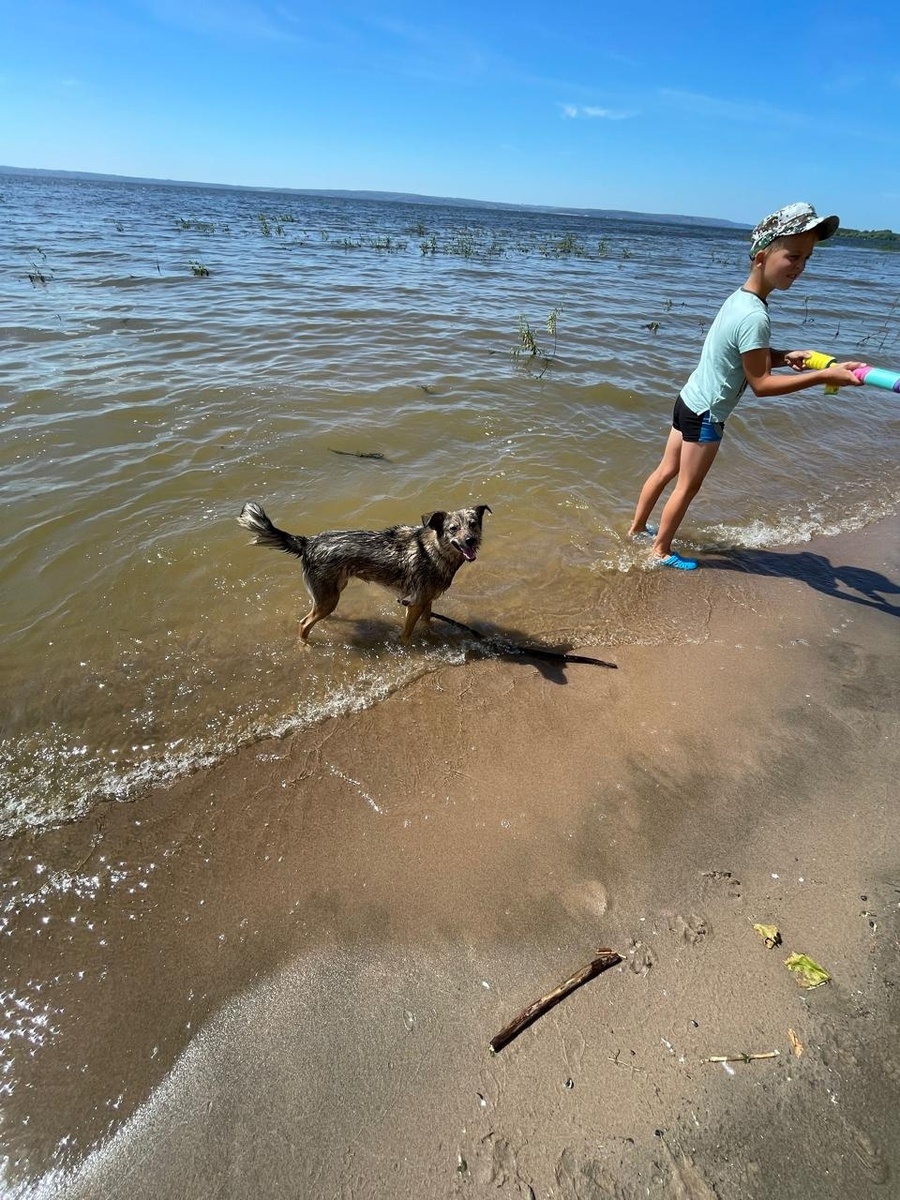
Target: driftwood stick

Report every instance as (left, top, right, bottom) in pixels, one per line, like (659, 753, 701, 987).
(490, 949, 622, 1054)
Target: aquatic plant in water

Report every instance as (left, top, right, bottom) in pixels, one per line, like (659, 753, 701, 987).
(513, 306, 562, 376)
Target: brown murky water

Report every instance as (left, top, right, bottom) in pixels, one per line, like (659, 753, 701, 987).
(2, 173, 899, 834)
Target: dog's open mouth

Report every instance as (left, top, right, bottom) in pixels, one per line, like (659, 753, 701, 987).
(454, 542, 478, 562)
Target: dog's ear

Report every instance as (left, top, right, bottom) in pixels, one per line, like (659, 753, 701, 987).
(474, 504, 492, 524)
(423, 511, 447, 534)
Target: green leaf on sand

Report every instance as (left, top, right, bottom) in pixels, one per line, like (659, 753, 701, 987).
(784, 953, 831, 988)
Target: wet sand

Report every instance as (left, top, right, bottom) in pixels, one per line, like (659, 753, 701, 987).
(2, 517, 899, 1199)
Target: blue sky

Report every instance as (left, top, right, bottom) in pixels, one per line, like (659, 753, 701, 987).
(2, 1, 898, 228)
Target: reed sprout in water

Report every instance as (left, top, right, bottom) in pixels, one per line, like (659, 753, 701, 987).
(540, 231, 587, 257)
(176, 217, 218, 233)
(313, 221, 632, 263)
(513, 306, 562, 376)
(147, 204, 900, 358)
(257, 212, 296, 237)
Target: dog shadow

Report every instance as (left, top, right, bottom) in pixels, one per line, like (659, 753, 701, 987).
(427, 613, 616, 683)
(700, 547, 900, 617)
(332, 613, 613, 684)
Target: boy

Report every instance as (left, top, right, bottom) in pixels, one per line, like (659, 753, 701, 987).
(628, 202, 863, 569)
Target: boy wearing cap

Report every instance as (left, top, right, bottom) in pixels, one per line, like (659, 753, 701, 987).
(628, 202, 863, 569)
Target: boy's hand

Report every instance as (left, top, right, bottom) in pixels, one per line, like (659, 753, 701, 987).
(822, 363, 865, 387)
(784, 350, 816, 370)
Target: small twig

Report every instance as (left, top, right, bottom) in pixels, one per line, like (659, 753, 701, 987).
(608, 1049, 644, 1074)
(490, 948, 622, 1054)
(703, 1050, 780, 1064)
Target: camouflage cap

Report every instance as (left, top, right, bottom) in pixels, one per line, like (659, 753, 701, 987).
(749, 202, 839, 258)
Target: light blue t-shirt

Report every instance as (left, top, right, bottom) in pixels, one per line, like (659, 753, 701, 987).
(680, 288, 770, 423)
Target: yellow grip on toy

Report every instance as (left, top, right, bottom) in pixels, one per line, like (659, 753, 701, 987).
(804, 350, 839, 394)
(804, 351, 836, 371)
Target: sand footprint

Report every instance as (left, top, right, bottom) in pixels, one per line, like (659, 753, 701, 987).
(664, 911, 710, 945)
(659, 1137, 719, 1199)
(699, 869, 741, 901)
(882, 1047, 900, 1089)
(561, 880, 610, 921)
(627, 939, 655, 976)
(555, 1147, 626, 1199)
(473, 1133, 519, 1189)
(844, 1121, 890, 1186)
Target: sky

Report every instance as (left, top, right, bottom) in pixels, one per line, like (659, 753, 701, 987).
(1, 1, 899, 229)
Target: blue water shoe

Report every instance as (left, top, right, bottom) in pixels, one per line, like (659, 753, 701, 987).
(654, 552, 698, 571)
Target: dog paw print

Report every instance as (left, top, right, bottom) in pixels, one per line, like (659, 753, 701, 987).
(700, 869, 741, 900)
(627, 939, 655, 976)
(666, 911, 710, 945)
(472, 1133, 519, 1189)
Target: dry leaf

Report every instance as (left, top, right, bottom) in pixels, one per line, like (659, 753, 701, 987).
(753, 923, 781, 948)
(788, 1028, 804, 1057)
(784, 953, 830, 989)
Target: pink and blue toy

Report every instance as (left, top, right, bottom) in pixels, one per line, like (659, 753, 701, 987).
(804, 351, 900, 393)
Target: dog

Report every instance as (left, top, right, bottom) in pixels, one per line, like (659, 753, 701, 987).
(238, 501, 491, 643)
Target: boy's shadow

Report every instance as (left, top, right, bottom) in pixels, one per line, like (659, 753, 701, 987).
(701, 548, 900, 617)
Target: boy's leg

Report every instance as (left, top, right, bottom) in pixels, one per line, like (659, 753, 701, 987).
(628, 427, 684, 536)
(652, 440, 720, 559)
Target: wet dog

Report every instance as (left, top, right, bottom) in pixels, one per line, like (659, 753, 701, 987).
(238, 501, 491, 643)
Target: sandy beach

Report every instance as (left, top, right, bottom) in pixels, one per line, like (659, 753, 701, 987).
(3, 516, 899, 1200)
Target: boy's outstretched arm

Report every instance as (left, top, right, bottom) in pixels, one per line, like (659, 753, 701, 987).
(742, 348, 864, 397)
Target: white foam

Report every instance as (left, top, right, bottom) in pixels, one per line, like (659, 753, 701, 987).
(0, 642, 469, 841)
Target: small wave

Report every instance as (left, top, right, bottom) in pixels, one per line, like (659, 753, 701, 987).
(0, 642, 469, 841)
(697, 493, 897, 551)
(594, 491, 897, 574)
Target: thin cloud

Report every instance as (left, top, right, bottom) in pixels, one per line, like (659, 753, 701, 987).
(365, 16, 489, 81)
(659, 86, 899, 145)
(561, 103, 637, 120)
(141, 0, 301, 44)
(658, 88, 809, 129)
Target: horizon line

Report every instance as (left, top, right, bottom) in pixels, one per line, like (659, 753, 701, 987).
(0, 163, 750, 230)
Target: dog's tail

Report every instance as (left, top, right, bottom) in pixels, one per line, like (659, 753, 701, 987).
(238, 502, 307, 559)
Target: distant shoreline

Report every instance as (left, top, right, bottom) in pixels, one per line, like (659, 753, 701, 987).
(0, 162, 748, 230)
(834, 226, 900, 244)
(5, 162, 896, 248)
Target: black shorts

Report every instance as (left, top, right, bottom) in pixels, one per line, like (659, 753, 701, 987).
(672, 395, 724, 444)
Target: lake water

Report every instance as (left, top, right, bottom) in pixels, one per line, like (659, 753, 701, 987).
(2, 173, 898, 837)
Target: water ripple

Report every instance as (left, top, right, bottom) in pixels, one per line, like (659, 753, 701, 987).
(2, 173, 898, 835)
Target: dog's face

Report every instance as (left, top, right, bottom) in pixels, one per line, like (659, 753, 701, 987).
(422, 505, 491, 562)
